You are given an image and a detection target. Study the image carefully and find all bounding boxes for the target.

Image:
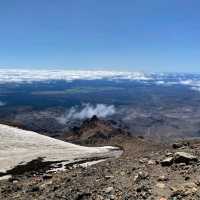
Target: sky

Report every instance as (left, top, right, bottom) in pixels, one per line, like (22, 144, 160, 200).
(0, 0, 200, 72)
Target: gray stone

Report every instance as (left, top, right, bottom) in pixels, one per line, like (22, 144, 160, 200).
(174, 152, 198, 164)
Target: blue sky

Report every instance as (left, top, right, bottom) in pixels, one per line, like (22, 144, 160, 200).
(0, 0, 200, 72)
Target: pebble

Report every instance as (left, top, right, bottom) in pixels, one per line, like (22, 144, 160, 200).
(158, 175, 168, 182)
(156, 183, 166, 189)
(105, 175, 114, 179)
(104, 187, 114, 194)
(42, 174, 53, 180)
(148, 160, 155, 165)
(110, 194, 115, 199)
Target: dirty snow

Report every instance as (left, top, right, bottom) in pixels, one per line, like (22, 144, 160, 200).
(0, 124, 121, 174)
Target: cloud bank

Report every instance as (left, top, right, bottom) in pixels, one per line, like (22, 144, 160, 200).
(0, 69, 150, 83)
(0, 69, 200, 92)
(57, 104, 116, 124)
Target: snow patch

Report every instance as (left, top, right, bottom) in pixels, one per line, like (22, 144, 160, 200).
(0, 124, 122, 174)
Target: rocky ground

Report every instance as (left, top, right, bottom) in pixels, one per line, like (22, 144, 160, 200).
(1, 117, 200, 200)
(1, 137, 200, 200)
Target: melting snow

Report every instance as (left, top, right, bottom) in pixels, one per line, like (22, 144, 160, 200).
(0, 124, 121, 174)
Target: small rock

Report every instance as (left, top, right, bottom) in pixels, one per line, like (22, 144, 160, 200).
(171, 182, 197, 197)
(120, 171, 125, 176)
(156, 183, 166, 189)
(161, 157, 174, 166)
(42, 174, 53, 180)
(195, 180, 200, 186)
(104, 187, 114, 194)
(132, 167, 136, 171)
(166, 152, 173, 157)
(172, 143, 183, 149)
(134, 171, 149, 183)
(12, 180, 18, 184)
(138, 171, 149, 178)
(172, 142, 190, 149)
(76, 192, 91, 200)
(178, 163, 186, 167)
(110, 195, 115, 199)
(105, 175, 114, 179)
(30, 186, 40, 192)
(158, 175, 168, 182)
(0, 175, 12, 181)
(97, 195, 104, 200)
(139, 158, 148, 164)
(185, 176, 190, 181)
(40, 180, 53, 189)
(148, 160, 155, 165)
(136, 184, 150, 193)
(127, 170, 131, 175)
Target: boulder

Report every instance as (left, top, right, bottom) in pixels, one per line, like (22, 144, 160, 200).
(172, 141, 190, 149)
(174, 152, 198, 164)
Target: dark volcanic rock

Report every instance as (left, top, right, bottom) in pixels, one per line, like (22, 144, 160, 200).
(161, 151, 198, 167)
(63, 115, 131, 144)
(172, 141, 190, 149)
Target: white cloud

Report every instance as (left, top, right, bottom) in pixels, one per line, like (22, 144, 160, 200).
(57, 103, 116, 124)
(179, 79, 200, 92)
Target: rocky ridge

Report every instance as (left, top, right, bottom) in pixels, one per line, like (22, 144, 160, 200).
(62, 115, 131, 145)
